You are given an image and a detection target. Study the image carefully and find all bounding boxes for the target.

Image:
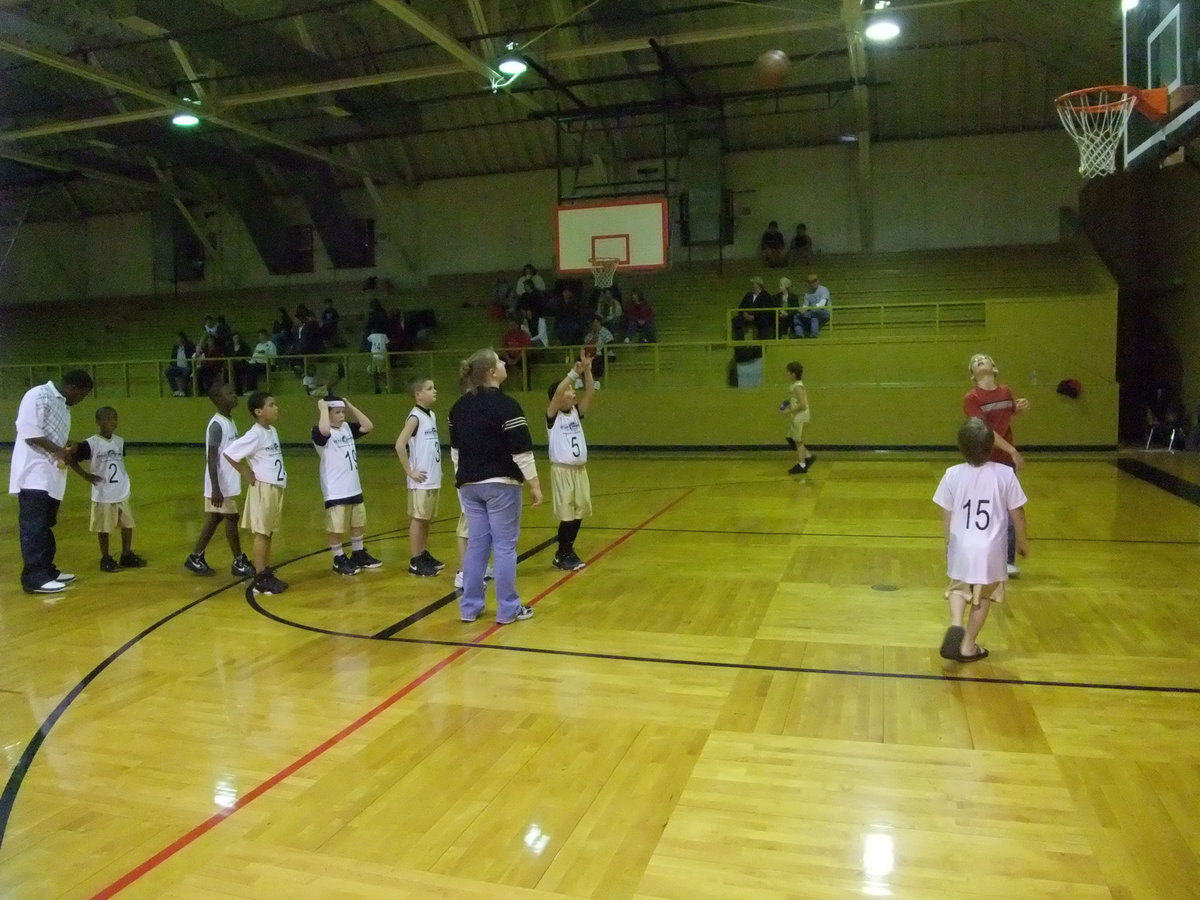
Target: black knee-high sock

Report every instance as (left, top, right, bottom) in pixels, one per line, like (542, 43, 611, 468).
(563, 519, 583, 555)
(556, 520, 572, 556)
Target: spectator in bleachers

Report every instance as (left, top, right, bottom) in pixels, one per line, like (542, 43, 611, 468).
(500, 314, 534, 371)
(245, 329, 277, 393)
(297, 311, 324, 356)
(272, 307, 296, 356)
(795, 273, 832, 338)
(294, 302, 313, 321)
(515, 264, 546, 300)
(321, 297, 343, 347)
(192, 336, 224, 396)
(582, 315, 614, 383)
(789, 223, 814, 264)
(214, 316, 233, 351)
(202, 315, 220, 343)
(165, 332, 196, 397)
(227, 332, 251, 394)
(622, 289, 657, 343)
(492, 272, 513, 314)
(364, 298, 389, 344)
(387, 307, 412, 353)
(774, 276, 801, 339)
(759, 221, 787, 268)
(554, 287, 589, 346)
(595, 288, 622, 335)
(732, 276, 772, 340)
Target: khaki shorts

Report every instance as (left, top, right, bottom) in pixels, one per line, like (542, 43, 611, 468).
(241, 482, 285, 536)
(946, 579, 1005, 607)
(204, 497, 239, 515)
(90, 500, 135, 533)
(408, 487, 440, 521)
(551, 464, 592, 521)
(325, 502, 366, 533)
(456, 511, 469, 539)
(787, 409, 811, 443)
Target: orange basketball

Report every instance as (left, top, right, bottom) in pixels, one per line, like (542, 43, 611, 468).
(754, 49, 790, 88)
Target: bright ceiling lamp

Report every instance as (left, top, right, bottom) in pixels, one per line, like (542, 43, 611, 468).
(490, 41, 528, 92)
(864, 19, 901, 41)
(1122, 0, 1138, 10)
(172, 98, 200, 127)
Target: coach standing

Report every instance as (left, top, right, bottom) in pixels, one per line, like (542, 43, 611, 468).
(9, 370, 96, 594)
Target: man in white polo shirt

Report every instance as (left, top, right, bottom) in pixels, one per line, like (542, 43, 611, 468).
(9, 370, 96, 594)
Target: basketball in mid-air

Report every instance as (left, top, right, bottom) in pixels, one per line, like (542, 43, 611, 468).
(754, 49, 790, 88)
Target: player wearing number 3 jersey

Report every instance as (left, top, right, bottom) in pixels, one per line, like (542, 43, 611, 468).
(932, 418, 1028, 664)
(223, 391, 289, 595)
(546, 355, 596, 572)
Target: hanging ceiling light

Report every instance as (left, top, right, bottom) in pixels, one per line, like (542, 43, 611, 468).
(864, 19, 901, 41)
(490, 41, 528, 92)
(171, 97, 200, 127)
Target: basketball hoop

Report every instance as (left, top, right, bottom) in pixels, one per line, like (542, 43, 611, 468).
(590, 257, 620, 289)
(1055, 85, 1168, 178)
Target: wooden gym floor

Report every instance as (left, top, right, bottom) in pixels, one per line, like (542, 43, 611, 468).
(1, 449, 1199, 899)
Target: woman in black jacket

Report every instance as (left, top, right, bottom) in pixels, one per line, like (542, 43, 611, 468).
(449, 348, 543, 625)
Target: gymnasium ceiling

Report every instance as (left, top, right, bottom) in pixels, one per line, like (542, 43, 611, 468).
(0, 0, 1119, 223)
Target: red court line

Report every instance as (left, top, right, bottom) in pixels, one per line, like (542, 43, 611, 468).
(92, 487, 694, 897)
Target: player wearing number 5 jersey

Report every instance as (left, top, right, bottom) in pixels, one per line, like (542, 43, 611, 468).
(933, 418, 1028, 664)
(223, 391, 289, 595)
(546, 355, 596, 572)
(314, 395, 380, 577)
(75, 405, 147, 572)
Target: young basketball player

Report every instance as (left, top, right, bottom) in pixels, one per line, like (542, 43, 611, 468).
(781, 360, 815, 474)
(546, 356, 595, 571)
(395, 376, 445, 577)
(313, 396, 381, 576)
(934, 418, 1029, 663)
(963, 352, 1030, 575)
(185, 382, 254, 578)
(223, 391, 288, 595)
(74, 406, 146, 571)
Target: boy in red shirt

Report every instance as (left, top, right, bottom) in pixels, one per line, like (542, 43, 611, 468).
(962, 353, 1030, 575)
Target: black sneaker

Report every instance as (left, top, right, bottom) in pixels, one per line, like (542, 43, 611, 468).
(787, 463, 807, 475)
(408, 556, 439, 577)
(565, 552, 587, 570)
(99, 555, 121, 573)
(252, 568, 289, 595)
(231, 554, 255, 578)
(552, 553, 585, 572)
(119, 551, 147, 568)
(420, 550, 445, 571)
(332, 554, 362, 576)
(185, 553, 216, 576)
(351, 548, 383, 569)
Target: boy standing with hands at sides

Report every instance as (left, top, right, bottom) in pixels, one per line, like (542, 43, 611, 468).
(934, 418, 1028, 663)
(963, 353, 1030, 576)
(314, 396, 381, 576)
(547, 356, 595, 571)
(222, 391, 288, 595)
(75, 406, 146, 571)
(781, 361, 815, 475)
(185, 383, 254, 578)
(395, 377, 445, 577)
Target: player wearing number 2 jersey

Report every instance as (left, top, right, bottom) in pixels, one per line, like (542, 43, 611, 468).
(75, 406, 147, 573)
(314, 395, 379, 577)
(223, 391, 289, 595)
(546, 355, 596, 572)
(932, 418, 1028, 664)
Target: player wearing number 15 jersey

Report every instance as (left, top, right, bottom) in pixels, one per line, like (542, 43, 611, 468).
(932, 418, 1028, 665)
(546, 355, 596, 572)
(223, 391, 288, 595)
(313, 395, 379, 576)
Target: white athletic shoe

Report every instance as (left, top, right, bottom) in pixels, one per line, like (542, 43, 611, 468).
(1006, 563, 1020, 577)
(31, 579, 66, 594)
(454, 570, 463, 591)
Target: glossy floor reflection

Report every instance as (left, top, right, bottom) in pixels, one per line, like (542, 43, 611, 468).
(1, 449, 1199, 898)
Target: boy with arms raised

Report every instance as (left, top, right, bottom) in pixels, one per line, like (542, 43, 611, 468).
(313, 395, 381, 575)
(546, 356, 595, 571)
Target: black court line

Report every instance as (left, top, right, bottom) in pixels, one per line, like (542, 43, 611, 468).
(1116, 457, 1200, 508)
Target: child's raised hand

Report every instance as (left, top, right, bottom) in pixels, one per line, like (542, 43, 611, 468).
(580, 355, 593, 373)
(1015, 398, 1031, 412)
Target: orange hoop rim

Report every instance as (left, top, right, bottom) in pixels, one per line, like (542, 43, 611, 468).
(1055, 84, 1168, 121)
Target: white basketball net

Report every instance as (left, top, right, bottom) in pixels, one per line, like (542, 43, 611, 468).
(590, 257, 620, 288)
(1056, 88, 1138, 179)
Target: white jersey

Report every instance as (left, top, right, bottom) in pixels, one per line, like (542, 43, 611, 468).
(9, 381, 70, 500)
(933, 461, 1027, 584)
(83, 434, 130, 503)
(404, 406, 442, 490)
(367, 332, 388, 360)
(224, 423, 287, 488)
(547, 407, 587, 466)
(313, 421, 364, 504)
(203, 413, 242, 500)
